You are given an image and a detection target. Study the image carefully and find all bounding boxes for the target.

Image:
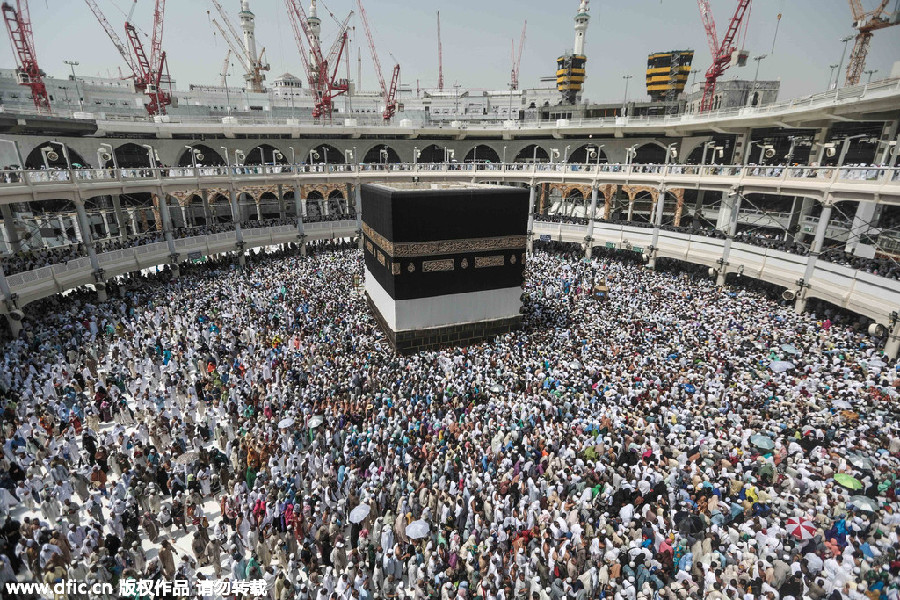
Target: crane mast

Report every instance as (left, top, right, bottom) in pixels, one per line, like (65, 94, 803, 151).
(2, 0, 50, 113)
(437, 11, 443, 91)
(696, 0, 752, 113)
(844, 0, 898, 86)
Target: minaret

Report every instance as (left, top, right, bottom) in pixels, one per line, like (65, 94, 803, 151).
(239, 0, 258, 67)
(308, 0, 321, 46)
(573, 0, 590, 56)
(556, 0, 591, 104)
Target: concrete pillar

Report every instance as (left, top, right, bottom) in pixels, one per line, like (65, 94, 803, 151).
(255, 199, 263, 222)
(111, 195, 127, 238)
(322, 198, 330, 217)
(354, 185, 364, 250)
(794, 202, 832, 314)
(74, 198, 107, 300)
(648, 188, 666, 269)
(585, 185, 599, 258)
(293, 182, 307, 256)
(278, 184, 286, 219)
(716, 191, 743, 287)
(201, 189, 213, 225)
(603, 192, 612, 221)
(627, 196, 635, 222)
(735, 129, 752, 164)
(1, 203, 21, 254)
(526, 185, 537, 254)
(877, 120, 899, 165)
(845, 201, 879, 256)
(0, 263, 21, 337)
(228, 186, 245, 265)
(811, 127, 831, 165)
(884, 321, 900, 359)
(155, 188, 180, 277)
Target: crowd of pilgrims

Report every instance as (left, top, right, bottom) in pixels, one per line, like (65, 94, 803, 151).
(0, 240, 899, 600)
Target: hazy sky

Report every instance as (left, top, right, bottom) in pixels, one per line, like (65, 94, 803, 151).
(3, 0, 899, 103)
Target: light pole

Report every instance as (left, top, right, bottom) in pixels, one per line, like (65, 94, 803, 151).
(621, 75, 633, 115)
(689, 69, 700, 94)
(41, 141, 71, 169)
(833, 35, 854, 89)
(140, 144, 157, 169)
(413, 146, 418, 167)
(562, 145, 571, 164)
(664, 143, 677, 165)
(748, 54, 767, 107)
(220, 146, 231, 169)
(98, 143, 118, 170)
(827, 64, 839, 91)
(502, 146, 507, 164)
(64, 60, 84, 111)
(864, 69, 878, 84)
(453, 83, 461, 115)
(625, 144, 638, 167)
(184, 145, 198, 169)
(234, 150, 245, 167)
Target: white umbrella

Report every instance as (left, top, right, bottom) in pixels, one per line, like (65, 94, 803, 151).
(866, 358, 886, 369)
(349, 504, 371, 524)
(278, 417, 295, 429)
(832, 399, 853, 409)
(768, 361, 795, 373)
(308, 415, 325, 429)
(848, 495, 879, 513)
(405, 520, 430, 539)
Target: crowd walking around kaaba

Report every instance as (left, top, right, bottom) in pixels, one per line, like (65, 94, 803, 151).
(0, 241, 899, 600)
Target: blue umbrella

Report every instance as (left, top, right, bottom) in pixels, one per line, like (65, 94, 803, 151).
(684, 383, 696, 394)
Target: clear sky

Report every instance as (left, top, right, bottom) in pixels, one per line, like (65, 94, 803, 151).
(3, 0, 899, 103)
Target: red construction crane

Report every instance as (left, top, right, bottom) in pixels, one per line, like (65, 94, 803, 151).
(2, 0, 50, 113)
(510, 20, 526, 90)
(845, 0, 898, 86)
(283, 0, 351, 121)
(695, 0, 752, 113)
(83, 0, 172, 116)
(436, 11, 443, 91)
(357, 0, 399, 121)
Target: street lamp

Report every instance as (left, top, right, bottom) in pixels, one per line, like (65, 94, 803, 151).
(747, 54, 767, 107)
(864, 69, 878, 84)
(41, 141, 71, 169)
(587, 144, 605, 166)
(562, 145, 571, 163)
(379, 148, 388, 164)
(220, 146, 231, 168)
(413, 146, 418, 167)
(701, 140, 716, 165)
(833, 35, 854, 89)
(309, 149, 320, 164)
(234, 149, 245, 167)
(664, 143, 678, 165)
(621, 75, 633, 115)
(64, 60, 84, 111)
(827, 64, 839, 91)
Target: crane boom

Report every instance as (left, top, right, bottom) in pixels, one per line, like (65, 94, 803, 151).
(284, 0, 314, 90)
(324, 11, 353, 77)
(511, 20, 526, 90)
(149, 0, 165, 70)
(82, 0, 139, 74)
(437, 11, 443, 91)
(211, 18, 250, 73)
(696, 0, 752, 113)
(220, 47, 231, 87)
(2, 0, 50, 112)
(357, 0, 397, 120)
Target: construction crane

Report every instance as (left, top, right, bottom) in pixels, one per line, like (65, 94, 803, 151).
(510, 20, 526, 90)
(845, 0, 899, 86)
(208, 0, 268, 93)
(83, 0, 172, 116)
(357, 0, 399, 121)
(696, 0, 752, 113)
(436, 11, 443, 91)
(2, 0, 50, 113)
(283, 0, 351, 121)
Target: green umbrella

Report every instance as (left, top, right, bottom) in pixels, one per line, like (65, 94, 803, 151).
(834, 474, 863, 490)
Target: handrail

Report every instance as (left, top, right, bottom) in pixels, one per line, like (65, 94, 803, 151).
(2, 162, 899, 188)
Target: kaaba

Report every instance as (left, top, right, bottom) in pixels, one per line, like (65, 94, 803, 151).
(361, 182, 529, 353)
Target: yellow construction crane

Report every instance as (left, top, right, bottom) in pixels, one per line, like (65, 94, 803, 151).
(845, 0, 899, 86)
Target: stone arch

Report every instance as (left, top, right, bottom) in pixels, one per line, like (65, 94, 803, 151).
(565, 187, 585, 200)
(307, 144, 344, 164)
(328, 188, 345, 199)
(245, 144, 288, 166)
(111, 143, 153, 168)
(177, 144, 226, 167)
(514, 144, 550, 163)
(363, 144, 401, 164)
(417, 144, 446, 163)
(567, 144, 608, 164)
(633, 143, 666, 164)
(24, 142, 91, 169)
(464, 145, 501, 163)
